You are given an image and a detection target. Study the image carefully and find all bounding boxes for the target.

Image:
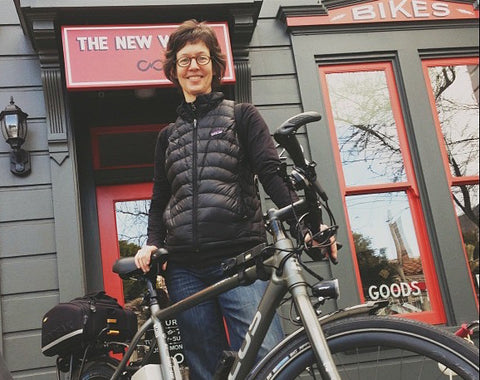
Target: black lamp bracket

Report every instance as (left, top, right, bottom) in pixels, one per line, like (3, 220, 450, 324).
(10, 148, 31, 176)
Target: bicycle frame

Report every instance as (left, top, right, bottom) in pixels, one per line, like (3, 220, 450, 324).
(110, 198, 340, 380)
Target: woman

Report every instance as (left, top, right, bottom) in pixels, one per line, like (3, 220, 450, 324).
(135, 19, 337, 379)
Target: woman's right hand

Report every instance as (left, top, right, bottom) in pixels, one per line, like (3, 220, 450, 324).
(134, 245, 158, 273)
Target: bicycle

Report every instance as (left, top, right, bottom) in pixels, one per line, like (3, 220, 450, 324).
(73, 111, 478, 380)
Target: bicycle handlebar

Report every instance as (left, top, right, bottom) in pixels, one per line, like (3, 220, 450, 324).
(274, 111, 321, 168)
(273, 111, 329, 202)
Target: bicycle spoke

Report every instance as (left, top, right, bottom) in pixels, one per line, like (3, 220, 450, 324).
(399, 349, 404, 379)
(355, 347, 361, 380)
(374, 345, 380, 380)
(416, 355, 425, 380)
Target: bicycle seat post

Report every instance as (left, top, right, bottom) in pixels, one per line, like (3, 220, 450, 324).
(145, 278, 175, 380)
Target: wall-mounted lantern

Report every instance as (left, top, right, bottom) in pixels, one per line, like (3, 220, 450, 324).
(0, 97, 31, 176)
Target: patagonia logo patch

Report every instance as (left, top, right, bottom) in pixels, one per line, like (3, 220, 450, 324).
(210, 128, 225, 137)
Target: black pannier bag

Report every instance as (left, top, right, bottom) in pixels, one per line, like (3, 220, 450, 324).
(41, 291, 137, 357)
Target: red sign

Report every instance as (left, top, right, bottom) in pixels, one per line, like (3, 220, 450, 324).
(62, 23, 235, 90)
(287, 0, 479, 27)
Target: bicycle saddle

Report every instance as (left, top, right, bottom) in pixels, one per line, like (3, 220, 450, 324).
(113, 248, 169, 279)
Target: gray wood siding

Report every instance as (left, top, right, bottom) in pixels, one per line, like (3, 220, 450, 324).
(0, 1, 58, 378)
(0, 186, 53, 223)
(0, 57, 42, 87)
(0, 0, 20, 24)
(249, 14, 307, 148)
(0, 25, 34, 54)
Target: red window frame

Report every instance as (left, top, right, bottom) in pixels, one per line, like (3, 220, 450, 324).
(422, 57, 479, 307)
(319, 62, 446, 324)
(96, 182, 153, 304)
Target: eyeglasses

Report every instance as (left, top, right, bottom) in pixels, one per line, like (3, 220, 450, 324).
(176, 55, 211, 67)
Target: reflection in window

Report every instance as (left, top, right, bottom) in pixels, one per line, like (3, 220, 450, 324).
(427, 62, 479, 302)
(115, 200, 169, 318)
(325, 70, 406, 186)
(346, 192, 431, 315)
(453, 184, 479, 299)
(115, 200, 160, 308)
(115, 200, 150, 249)
(428, 64, 479, 177)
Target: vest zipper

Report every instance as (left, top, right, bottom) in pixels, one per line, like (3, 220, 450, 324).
(192, 117, 199, 251)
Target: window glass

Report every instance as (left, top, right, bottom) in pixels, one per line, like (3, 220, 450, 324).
(115, 200, 159, 308)
(346, 192, 431, 315)
(452, 184, 479, 299)
(115, 200, 150, 250)
(325, 70, 406, 186)
(427, 64, 479, 177)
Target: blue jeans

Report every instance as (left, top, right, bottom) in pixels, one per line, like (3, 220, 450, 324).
(165, 262, 284, 380)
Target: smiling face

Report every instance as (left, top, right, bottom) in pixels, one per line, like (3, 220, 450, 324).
(175, 41, 213, 103)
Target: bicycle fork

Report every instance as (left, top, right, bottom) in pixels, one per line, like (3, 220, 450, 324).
(276, 236, 341, 380)
(290, 283, 340, 379)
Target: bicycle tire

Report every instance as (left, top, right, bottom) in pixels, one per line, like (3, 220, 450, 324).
(249, 316, 479, 380)
(73, 358, 121, 380)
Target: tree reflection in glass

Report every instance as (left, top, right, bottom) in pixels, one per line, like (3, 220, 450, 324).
(326, 70, 406, 186)
(115, 200, 160, 321)
(346, 192, 431, 315)
(428, 64, 479, 178)
(427, 63, 479, 231)
(427, 63, 479, 300)
(116, 200, 150, 250)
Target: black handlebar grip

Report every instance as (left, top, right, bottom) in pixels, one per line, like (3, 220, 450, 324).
(151, 247, 168, 260)
(275, 111, 322, 135)
(274, 112, 321, 168)
(151, 248, 169, 267)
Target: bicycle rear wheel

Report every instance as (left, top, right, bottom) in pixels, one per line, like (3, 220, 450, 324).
(249, 316, 479, 379)
(73, 357, 121, 380)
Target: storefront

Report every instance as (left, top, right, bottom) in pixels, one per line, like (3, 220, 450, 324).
(0, 0, 478, 378)
(278, 0, 479, 326)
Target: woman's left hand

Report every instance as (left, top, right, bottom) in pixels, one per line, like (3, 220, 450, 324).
(304, 224, 338, 264)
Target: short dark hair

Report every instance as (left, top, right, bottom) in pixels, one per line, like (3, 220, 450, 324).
(163, 19, 227, 90)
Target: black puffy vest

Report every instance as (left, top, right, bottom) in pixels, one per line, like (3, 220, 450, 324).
(163, 94, 266, 254)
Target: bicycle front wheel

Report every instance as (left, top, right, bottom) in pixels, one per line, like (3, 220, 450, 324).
(249, 316, 479, 379)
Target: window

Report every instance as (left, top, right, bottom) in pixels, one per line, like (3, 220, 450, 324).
(319, 62, 445, 323)
(91, 125, 164, 170)
(423, 58, 479, 302)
